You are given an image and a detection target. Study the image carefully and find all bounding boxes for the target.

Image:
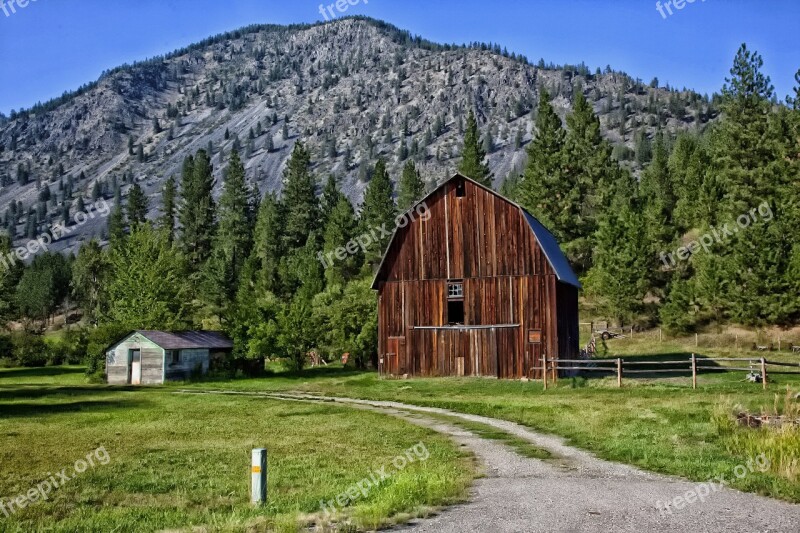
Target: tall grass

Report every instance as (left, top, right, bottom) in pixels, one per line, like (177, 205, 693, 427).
(714, 388, 800, 483)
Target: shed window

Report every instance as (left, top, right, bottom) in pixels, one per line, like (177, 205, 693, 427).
(455, 180, 466, 197)
(168, 350, 181, 365)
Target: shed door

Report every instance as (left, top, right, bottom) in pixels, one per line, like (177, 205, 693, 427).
(129, 349, 141, 385)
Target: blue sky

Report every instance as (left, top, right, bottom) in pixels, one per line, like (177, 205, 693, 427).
(1, 0, 798, 114)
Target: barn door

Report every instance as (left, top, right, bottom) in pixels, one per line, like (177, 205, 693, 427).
(129, 349, 141, 385)
(387, 337, 406, 375)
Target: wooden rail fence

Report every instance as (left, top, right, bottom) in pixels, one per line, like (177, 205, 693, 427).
(540, 355, 800, 390)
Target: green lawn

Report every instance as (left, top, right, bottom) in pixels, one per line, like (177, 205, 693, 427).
(175, 351, 800, 504)
(3, 344, 799, 532)
(0, 368, 474, 532)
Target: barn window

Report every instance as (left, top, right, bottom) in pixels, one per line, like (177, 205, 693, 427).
(455, 179, 466, 197)
(447, 281, 464, 325)
(168, 350, 181, 365)
(448, 282, 464, 299)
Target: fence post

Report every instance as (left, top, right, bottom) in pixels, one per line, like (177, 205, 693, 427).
(659, 328, 662, 342)
(735, 333, 739, 351)
(251, 448, 267, 505)
(691, 353, 697, 390)
(695, 333, 698, 347)
(542, 358, 548, 391)
(616, 358, 623, 388)
(760, 357, 767, 390)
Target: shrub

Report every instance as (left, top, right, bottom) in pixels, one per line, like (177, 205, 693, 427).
(59, 328, 89, 364)
(12, 333, 48, 367)
(85, 323, 129, 377)
(0, 334, 12, 360)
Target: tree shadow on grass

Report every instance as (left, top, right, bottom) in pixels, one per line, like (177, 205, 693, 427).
(0, 398, 148, 419)
(0, 366, 86, 379)
(0, 385, 142, 401)
(188, 365, 372, 385)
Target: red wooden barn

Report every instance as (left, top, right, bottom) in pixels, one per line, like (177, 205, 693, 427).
(372, 173, 581, 379)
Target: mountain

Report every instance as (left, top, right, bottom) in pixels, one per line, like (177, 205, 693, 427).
(0, 17, 717, 256)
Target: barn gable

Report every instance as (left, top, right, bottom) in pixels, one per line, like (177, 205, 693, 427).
(372, 173, 580, 288)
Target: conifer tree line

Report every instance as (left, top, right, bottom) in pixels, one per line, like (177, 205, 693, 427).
(0, 135, 428, 371)
(505, 45, 800, 330)
(0, 44, 797, 371)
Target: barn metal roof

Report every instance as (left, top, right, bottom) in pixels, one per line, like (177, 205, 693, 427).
(371, 173, 581, 289)
(521, 211, 582, 289)
(136, 330, 233, 350)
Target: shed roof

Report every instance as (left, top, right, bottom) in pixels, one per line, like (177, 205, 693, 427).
(135, 330, 233, 350)
(372, 173, 581, 289)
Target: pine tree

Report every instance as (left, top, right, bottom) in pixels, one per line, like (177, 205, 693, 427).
(159, 176, 177, 243)
(71, 239, 108, 325)
(0, 234, 21, 324)
(359, 159, 396, 268)
(178, 150, 216, 269)
(397, 160, 425, 211)
(585, 193, 650, 324)
(319, 174, 342, 226)
(517, 90, 569, 239)
(251, 192, 284, 294)
(281, 142, 318, 250)
(127, 183, 148, 226)
(639, 133, 677, 277)
(107, 192, 126, 245)
(322, 195, 359, 286)
(669, 134, 706, 231)
(696, 45, 796, 325)
(205, 150, 254, 306)
(457, 110, 492, 187)
(560, 90, 619, 272)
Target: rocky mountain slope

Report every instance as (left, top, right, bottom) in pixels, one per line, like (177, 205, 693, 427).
(0, 17, 716, 255)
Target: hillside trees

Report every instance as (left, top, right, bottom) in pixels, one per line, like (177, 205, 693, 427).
(457, 110, 492, 187)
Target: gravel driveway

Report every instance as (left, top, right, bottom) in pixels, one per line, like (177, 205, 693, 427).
(269, 393, 800, 533)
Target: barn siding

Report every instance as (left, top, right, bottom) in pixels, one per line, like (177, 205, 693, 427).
(376, 175, 578, 380)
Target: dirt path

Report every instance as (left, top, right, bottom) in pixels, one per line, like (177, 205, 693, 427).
(178, 390, 800, 532)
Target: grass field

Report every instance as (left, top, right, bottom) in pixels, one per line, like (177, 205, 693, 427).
(174, 341, 800, 504)
(3, 335, 799, 531)
(0, 367, 474, 532)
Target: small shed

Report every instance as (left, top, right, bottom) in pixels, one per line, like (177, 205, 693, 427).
(372, 173, 581, 380)
(105, 330, 233, 385)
